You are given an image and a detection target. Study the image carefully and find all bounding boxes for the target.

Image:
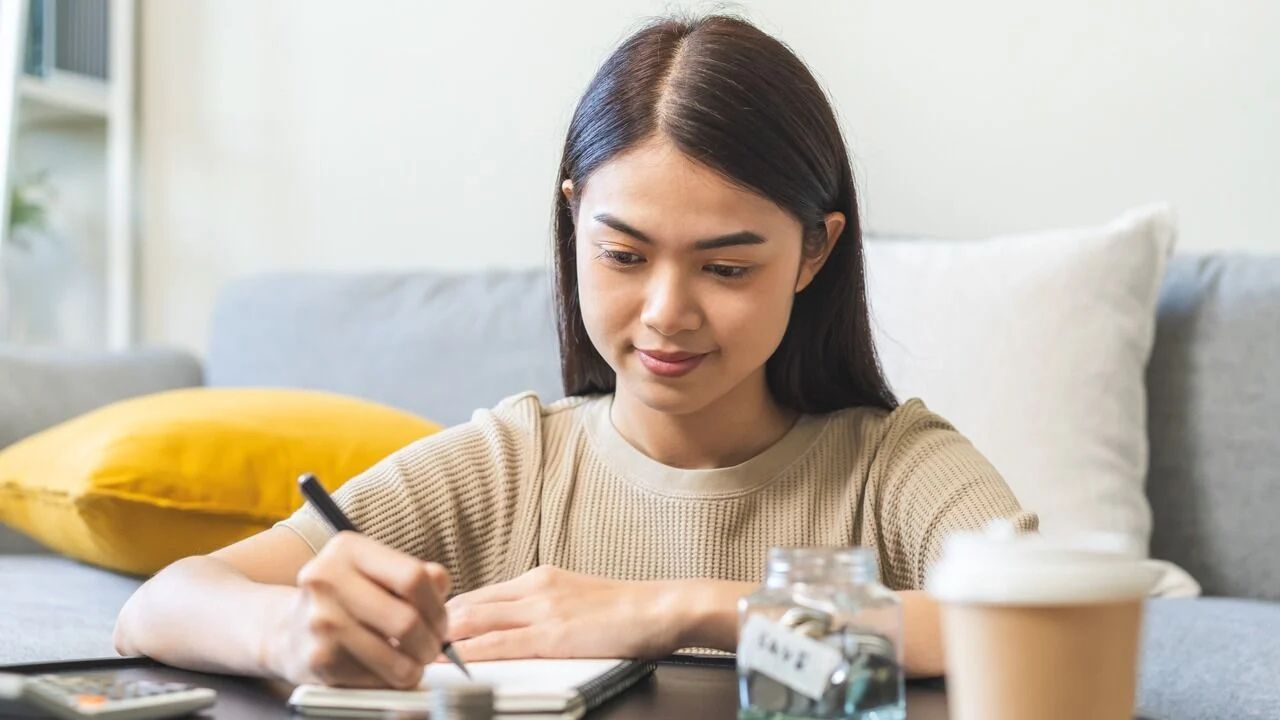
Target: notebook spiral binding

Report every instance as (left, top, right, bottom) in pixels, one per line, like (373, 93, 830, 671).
(576, 660, 657, 710)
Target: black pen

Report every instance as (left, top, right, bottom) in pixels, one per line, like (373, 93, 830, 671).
(297, 473, 472, 679)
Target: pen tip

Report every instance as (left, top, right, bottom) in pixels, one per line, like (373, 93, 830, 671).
(444, 646, 471, 679)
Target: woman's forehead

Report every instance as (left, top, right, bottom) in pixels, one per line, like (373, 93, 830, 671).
(580, 140, 796, 237)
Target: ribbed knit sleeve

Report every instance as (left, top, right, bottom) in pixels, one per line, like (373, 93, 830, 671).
(865, 399, 1039, 590)
(274, 392, 546, 595)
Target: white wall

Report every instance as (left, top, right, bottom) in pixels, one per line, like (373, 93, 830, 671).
(140, 0, 1280, 353)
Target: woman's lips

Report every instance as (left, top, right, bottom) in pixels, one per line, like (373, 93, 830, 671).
(636, 348, 707, 378)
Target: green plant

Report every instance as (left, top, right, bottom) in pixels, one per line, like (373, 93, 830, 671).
(5, 171, 53, 251)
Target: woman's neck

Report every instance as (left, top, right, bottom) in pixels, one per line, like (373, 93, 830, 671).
(609, 372, 800, 470)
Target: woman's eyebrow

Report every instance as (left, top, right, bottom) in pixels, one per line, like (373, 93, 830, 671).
(592, 212, 767, 250)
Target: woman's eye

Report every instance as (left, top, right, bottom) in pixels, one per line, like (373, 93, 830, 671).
(598, 250, 749, 280)
(707, 264, 752, 280)
(600, 249, 643, 266)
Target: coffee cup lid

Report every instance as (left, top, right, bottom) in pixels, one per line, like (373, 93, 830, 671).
(925, 519, 1162, 605)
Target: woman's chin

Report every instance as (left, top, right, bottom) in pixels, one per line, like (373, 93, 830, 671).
(619, 376, 719, 415)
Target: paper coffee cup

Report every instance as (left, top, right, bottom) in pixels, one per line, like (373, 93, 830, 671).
(926, 520, 1162, 720)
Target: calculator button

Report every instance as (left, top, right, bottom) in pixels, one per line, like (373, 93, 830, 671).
(75, 693, 108, 706)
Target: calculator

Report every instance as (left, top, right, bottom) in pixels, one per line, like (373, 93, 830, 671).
(0, 671, 216, 719)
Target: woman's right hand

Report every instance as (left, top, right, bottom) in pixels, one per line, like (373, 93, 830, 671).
(266, 531, 452, 689)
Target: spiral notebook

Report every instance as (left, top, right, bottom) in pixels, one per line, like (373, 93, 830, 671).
(287, 658, 657, 719)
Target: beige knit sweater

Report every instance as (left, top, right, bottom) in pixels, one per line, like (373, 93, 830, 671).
(277, 391, 1037, 593)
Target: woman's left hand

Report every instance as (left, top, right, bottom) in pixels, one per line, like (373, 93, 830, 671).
(440, 565, 684, 661)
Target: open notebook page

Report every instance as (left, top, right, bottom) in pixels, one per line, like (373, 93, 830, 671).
(423, 658, 627, 697)
(288, 658, 644, 718)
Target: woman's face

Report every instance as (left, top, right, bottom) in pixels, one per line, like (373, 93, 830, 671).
(565, 136, 839, 415)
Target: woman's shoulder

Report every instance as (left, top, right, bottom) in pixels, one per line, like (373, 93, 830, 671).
(875, 397, 954, 437)
(380, 391, 600, 483)
(823, 397, 942, 442)
(847, 397, 1010, 497)
(479, 390, 603, 425)
(442, 390, 604, 446)
(820, 396, 981, 476)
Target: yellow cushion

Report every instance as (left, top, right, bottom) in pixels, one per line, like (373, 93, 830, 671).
(0, 387, 441, 575)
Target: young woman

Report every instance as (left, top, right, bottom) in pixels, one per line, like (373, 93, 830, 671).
(114, 14, 1036, 690)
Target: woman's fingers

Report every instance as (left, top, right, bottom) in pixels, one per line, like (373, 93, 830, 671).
(448, 566, 555, 610)
(330, 570, 441, 665)
(446, 582, 519, 611)
(336, 535, 450, 646)
(449, 626, 545, 662)
(318, 646, 396, 689)
(304, 593, 422, 689)
(297, 533, 454, 688)
(334, 616, 425, 689)
(422, 561, 451, 598)
(447, 600, 535, 641)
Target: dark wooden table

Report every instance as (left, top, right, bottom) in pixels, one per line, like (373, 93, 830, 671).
(1, 655, 951, 719)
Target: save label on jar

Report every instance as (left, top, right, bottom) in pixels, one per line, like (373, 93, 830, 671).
(738, 613, 844, 701)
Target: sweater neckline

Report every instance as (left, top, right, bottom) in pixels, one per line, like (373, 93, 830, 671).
(583, 393, 832, 497)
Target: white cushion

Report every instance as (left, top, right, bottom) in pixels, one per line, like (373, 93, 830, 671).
(864, 203, 1198, 596)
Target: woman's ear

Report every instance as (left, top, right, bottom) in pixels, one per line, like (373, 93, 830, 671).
(795, 211, 845, 293)
(561, 179, 574, 204)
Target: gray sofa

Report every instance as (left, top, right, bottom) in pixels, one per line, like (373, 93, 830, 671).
(2, 254, 1278, 719)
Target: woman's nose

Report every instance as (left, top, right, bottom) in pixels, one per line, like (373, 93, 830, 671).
(640, 267, 702, 336)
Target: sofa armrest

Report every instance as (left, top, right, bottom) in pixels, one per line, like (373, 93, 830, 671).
(0, 345, 204, 450)
(0, 346, 202, 556)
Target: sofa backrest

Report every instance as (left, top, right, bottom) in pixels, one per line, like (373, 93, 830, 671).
(1146, 254, 1279, 601)
(207, 270, 565, 426)
(207, 254, 1280, 600)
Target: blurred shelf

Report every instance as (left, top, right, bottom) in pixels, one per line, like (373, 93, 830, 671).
(19, 71, 109, 118)
(7, 0, 136, 350)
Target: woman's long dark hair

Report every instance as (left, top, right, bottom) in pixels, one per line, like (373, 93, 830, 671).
(553, 13, 897, 414)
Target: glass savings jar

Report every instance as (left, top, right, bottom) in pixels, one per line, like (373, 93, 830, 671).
(737, 547, 905, 720)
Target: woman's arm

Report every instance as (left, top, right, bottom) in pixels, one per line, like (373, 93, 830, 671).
(115, 526, 320, 676)
(674, 580, 946, 678)
(114, 527, 453, 688)
(114, 554, 298, 677)
(440, 567, 945, 677)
